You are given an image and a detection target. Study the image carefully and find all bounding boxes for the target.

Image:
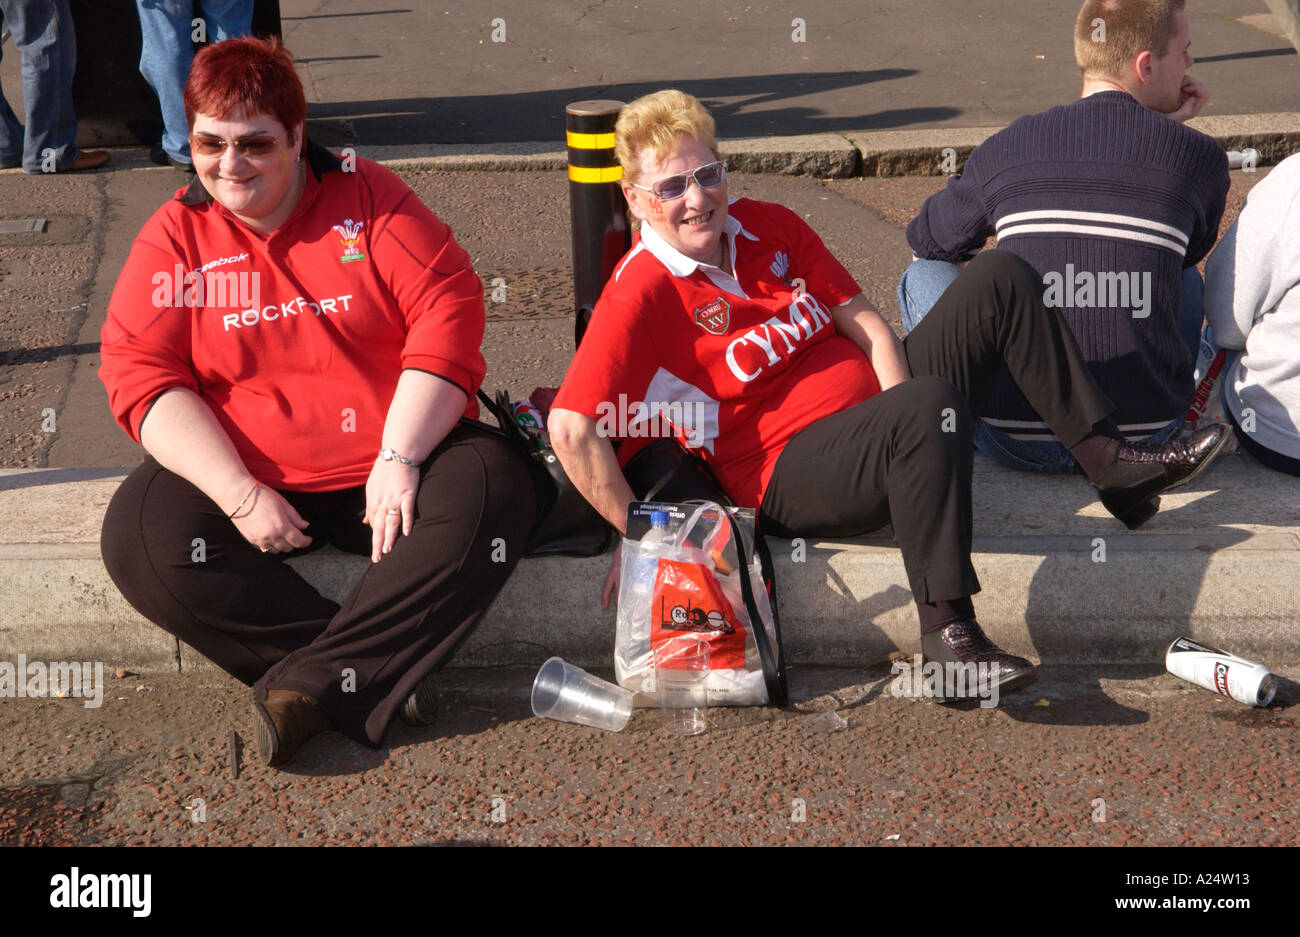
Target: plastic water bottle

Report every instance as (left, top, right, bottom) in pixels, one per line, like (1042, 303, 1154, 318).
(629, 510, 671, 599)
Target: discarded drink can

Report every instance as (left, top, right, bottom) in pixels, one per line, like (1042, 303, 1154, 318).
(1165, 637, 1277, 707)
(512, 400, 545, 432)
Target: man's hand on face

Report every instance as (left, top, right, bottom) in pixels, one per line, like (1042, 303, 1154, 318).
(1166, 74, 1208, 123)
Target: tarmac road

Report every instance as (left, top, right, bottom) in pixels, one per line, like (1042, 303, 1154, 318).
(8, 2, 1299, 146)
(1, 663, 1297, 847)
(274, 0, 1300, 145)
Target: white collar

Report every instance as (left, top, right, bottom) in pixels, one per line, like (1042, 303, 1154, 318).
(637, 203, 759, 297)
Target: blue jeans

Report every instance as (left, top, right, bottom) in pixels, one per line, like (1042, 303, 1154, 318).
(897, 258, 1203, 474)
(0, 0, 79, 172)
(136, 0, 253, 164)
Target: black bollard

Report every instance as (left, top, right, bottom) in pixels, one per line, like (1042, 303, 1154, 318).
(566, 100, 629, 349)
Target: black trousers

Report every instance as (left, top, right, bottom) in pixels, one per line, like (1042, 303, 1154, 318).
(101, 423, 536, 747)
(760, 250, 1114, 605)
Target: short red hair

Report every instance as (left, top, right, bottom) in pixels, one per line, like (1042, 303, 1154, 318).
(184, 37, 306, 149)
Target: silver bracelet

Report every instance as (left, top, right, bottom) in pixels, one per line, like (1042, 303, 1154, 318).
(228, 482, 258, 518)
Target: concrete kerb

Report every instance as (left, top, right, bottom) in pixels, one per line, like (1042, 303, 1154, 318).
(4, 457, 1300, 674)
(845, 127, 1002, 177)
(351, 113, 1300, 178)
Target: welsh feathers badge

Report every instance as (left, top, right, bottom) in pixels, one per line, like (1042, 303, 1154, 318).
(332, 218, 367, 263)
(692, 296, 730, 335)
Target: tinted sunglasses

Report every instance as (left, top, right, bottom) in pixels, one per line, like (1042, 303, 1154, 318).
(629, 160, 726, 201)
(188, 134, 281, 159)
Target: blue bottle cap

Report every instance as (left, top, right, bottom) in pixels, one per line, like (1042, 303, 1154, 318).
(650, 510, 669, 528)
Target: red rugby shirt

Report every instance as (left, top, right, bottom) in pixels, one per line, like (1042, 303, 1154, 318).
(100, 144, 485, 491)
(554, 198, 881, 507)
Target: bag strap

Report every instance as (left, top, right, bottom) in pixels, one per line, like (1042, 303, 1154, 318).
(478, 388, 535, 452)
(683, 500, 788, 706)
(642, 462, 681, 504)
(641, 439, 733, 506)
(735, 514, 788, 706)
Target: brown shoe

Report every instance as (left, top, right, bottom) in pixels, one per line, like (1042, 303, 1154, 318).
(251, 685, 330, 767)
(62, 150, 109, 172)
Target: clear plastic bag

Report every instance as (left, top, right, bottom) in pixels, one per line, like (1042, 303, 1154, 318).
(614, 501, 773, 707)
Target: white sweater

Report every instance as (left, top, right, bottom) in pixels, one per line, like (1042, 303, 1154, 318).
(1204, 152, 1300, 459)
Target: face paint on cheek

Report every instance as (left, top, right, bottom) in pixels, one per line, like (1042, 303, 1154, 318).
(648, 199, 666, 223)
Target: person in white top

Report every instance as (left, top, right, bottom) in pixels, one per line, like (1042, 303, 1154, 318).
(1203, 152, 1300, 476)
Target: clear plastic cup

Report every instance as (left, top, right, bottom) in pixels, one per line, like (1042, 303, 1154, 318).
(530, 657, 634, 732)
(653, 636, 710, 736)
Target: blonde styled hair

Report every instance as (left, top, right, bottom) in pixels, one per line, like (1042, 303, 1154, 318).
(615, 89, 720, 184)
(1074, 0, 1186, 80)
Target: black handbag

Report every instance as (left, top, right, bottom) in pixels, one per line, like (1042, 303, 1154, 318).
(473, 389, 614, 558)
(624, 439, 788, 706)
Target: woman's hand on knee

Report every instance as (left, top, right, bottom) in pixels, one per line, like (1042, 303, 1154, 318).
(229, 485, 312, 554)
(364, 459, 419, 563)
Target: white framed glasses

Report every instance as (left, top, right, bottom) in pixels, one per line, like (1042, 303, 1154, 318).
(629, 160, 727, 201)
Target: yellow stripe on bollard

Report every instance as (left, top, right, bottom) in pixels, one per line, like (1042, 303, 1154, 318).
(565, 130, 617, 149)
(567, 164, 623, 183)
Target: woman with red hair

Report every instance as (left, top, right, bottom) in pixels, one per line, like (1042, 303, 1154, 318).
(99, 38, 536, 767)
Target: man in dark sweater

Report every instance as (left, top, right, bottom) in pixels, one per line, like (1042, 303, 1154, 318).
(900, 0, 1228, 473)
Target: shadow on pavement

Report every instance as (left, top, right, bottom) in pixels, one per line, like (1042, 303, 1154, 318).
(0, 467, 130, 489)
(1, 342, 100, 366)
(281, 7, 412, 21)
(306, 70, 963, 144)
(1195, 46, 1295, 64)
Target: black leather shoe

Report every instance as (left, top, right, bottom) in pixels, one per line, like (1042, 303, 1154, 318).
(1094, 423, 1230, 530)
(148, 143, 195, 173)
(920, 620, 1036, 701)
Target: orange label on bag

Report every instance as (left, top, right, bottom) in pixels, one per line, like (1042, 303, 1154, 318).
(650, 558, 748, 669)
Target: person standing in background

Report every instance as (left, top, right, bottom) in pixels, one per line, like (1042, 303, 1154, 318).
(0, 0, 109, 172)
(136, 0, 253, 172)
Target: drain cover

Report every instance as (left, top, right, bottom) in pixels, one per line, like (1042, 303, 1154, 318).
(0, 218, 48, 234)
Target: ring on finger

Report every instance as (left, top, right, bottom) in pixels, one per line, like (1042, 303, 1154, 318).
(387, 508, 400, 516)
